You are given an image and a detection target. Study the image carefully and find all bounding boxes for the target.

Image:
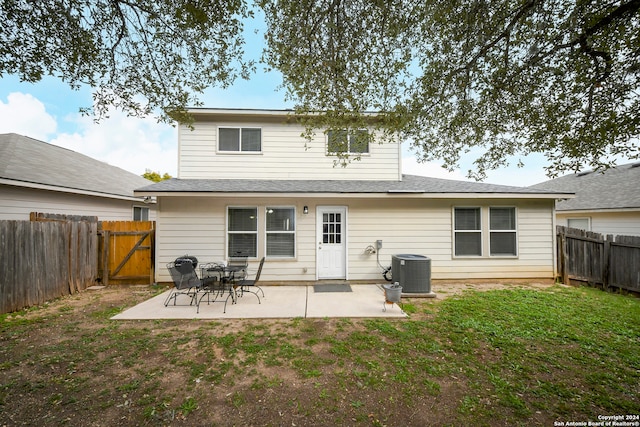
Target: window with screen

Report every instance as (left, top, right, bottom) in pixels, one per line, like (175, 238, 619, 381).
(133, 206, 149, 221)
(266, 207, 296, 257)
(489, 207, 517, 256)
(327, 129, 369, 154)
(219, 127, 261, 152)
(567, 218, 590, 231)
(454, 207, 482, 256)
(227, 207, 257, 257)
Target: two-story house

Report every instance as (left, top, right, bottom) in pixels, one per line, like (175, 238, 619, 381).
(136, 108, 571, 285)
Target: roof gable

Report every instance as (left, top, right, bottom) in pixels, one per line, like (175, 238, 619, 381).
(0, 133, 152, 199)
(530, 162, 640, 211)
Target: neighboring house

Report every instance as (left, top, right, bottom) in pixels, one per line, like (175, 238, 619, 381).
(0, 133, 156, 221)
(530, 162, 640, 237)
(136, 108, 571, 284)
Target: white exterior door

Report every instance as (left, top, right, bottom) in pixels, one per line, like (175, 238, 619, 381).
(317, 206, 347, 279)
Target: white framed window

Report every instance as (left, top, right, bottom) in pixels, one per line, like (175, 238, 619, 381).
(453, 206, 519, 257)
(219, 127, 261, 152)
(266, 207, 296, 258)
(227, 207, 257, 257)
(454, 207, 482, 256)
(327, 129, 369, 154)
(133, 206, 149, 221)
(489, 207, 517, 256)
(567, 217, 590, 231)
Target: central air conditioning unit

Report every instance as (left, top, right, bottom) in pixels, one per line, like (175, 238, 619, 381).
(391, 254, 431, 293)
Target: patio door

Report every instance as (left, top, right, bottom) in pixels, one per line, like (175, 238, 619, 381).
(317, 206, 347, 279)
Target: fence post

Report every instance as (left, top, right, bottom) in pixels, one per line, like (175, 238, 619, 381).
(562, 233, 571, 285)
(603, 235, 613, 289)
(559, 228, 569, 285)
(102, 230, 110, 286)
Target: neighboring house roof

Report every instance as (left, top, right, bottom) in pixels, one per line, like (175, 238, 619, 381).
(0, 133, 152, 201)
(136, 174, 571, 199)
(530, 162, 640, 212)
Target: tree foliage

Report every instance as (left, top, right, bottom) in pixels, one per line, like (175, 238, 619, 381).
(142, 170, 172, 183)
(1, 0, 639, 178)
(260, 0, 640, 178)
(0, 0, 253, 123)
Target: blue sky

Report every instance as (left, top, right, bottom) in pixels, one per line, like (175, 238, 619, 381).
(0, 15, 553, 185)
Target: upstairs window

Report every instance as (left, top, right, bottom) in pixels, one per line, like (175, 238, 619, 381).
(327, 129, 369, 154)
(219, 127, 261, 152)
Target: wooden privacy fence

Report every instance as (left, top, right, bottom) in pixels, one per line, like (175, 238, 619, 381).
(557, 226, 640, 293)
(0, 218, 97, 314)
(98, 221, 155, 285)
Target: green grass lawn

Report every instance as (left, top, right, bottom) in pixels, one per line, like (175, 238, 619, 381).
(0, 284, 638, 426)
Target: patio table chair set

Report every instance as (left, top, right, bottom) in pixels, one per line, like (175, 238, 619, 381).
(165, 255, 264, 314)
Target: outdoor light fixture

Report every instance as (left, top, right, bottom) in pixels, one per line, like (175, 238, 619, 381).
(303, 206, 309, 214)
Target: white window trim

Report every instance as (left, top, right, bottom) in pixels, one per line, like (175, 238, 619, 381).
(226, 206, 258, 259)
(453, 206, 483, 257)
(488, 206, 518, 258)
(217, 126, 263, 154)
(132, 206, 149, 221)
(325, 129, 371, 156)
(567, 217, 591, 231)
(452, 206, 519, 258)
(265, 206, 297, 259)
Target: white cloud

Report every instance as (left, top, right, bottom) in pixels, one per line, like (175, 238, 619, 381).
(50, 111, 178, 176)
(0, 92, 57, 139)
(402, 156, 470, 181)
(0, 91, 178, 177)
(402, 151, 551, 187)
(481, 162, 550, 186)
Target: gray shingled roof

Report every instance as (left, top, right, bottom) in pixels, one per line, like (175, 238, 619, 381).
(136, 174, 569, 196)
(530, 162, 640, 211)
(0, 133, 152, 199)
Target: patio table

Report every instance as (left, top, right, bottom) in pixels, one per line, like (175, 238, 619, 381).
(199, 263, 246, 306)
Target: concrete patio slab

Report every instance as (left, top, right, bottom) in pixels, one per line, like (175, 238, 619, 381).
(111, 284, 407, 320)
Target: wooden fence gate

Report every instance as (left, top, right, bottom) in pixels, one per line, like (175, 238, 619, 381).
(98, 221, 155, 285)
(557, 226, 640, 293)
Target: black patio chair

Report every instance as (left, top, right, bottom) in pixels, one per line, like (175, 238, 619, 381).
(165, 256, 215, 313)
(227, 255, 248, 280)
(235, 257, 265, 303)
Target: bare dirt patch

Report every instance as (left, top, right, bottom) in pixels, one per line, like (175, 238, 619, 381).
(2, 279, 631, 427)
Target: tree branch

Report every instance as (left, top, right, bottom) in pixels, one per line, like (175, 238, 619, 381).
(456, 0, 537, 74)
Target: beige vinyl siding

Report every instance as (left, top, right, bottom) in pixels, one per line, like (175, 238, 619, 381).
(154, 196, 556, 283)
(0, 185, 156, 221)
(155, 196, 317, 283)
(178, 121, 400, 181)
(346, 199, 554, 280)
(556, 211, 640, 237)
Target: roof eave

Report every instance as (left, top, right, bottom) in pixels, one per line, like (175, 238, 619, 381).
(556, 207, 640, 214)
(134, 189, 572, 199)
(2, 177, 146, 202)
